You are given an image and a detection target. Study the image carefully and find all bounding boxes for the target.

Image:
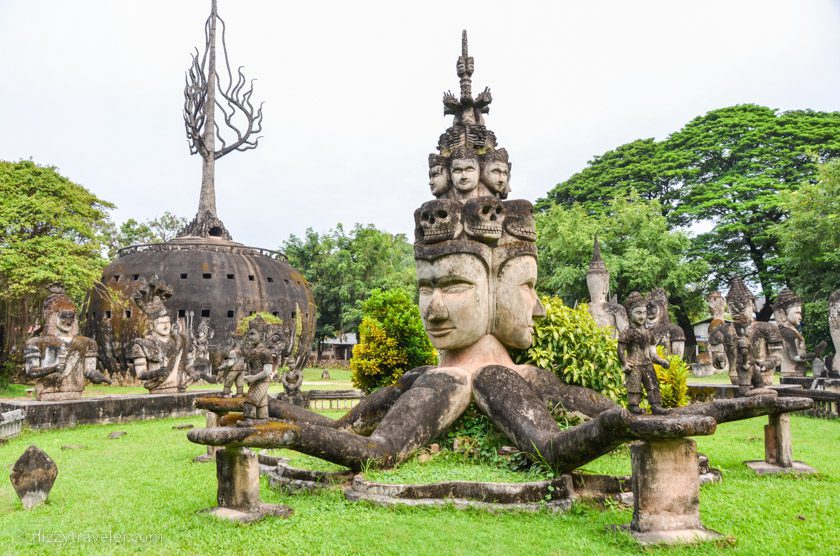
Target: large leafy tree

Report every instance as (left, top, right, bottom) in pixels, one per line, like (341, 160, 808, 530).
(0, 160, 113, 379)
(281, 224, 415, 356)
(102, 212, 188, 259)
(537, 194, 709, 353)
(540, 105, 840, 304)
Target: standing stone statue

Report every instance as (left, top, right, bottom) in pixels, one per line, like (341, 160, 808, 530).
(217, 339, 246, 397)
(827, 290, 840, 376)
(707, 291, 736, 380)
(24, 284, 111, 401)
(586, 238, 628, 339)
(774, 288, 826, 377)
(726, 277, 780, 397)
(645, 288, 687, 358)
(187, 318, 217, 382)
(618, 292, 670, 415)
(240, 317, 280, 424)
(131, 278, 195, 394)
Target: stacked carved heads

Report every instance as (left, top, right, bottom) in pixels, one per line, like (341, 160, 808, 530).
(414, 32, 541, 353)
(133, 276, 174, 338)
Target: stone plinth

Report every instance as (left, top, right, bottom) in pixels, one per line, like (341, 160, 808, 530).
(625, 439, 722, 545)
(201, 447, 292, 523)
(192, 412, 220, 463)
(745, 413, 817, 475)
(0, 391, 215, 430)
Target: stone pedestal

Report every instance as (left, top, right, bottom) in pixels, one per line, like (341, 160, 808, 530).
(192, 412, 220, 463)
(202, 447, 293, 523)
(624, 439, 722, 545)
(745, 413, 817, 475)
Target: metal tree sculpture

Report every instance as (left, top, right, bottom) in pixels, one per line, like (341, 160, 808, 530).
(182, 0, 264, 239)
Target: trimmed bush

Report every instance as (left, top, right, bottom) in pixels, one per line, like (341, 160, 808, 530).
(512, 296, 625, 403)
(653, 346, 689, 408)
(350, 288, 437, 393)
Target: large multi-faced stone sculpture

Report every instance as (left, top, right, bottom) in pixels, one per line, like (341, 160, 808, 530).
(131, 277, 195, 394)
(773, 288, 826, 377)
(645, 288, 687, 358)
(24, 284, 111, 401)
(586, 238, 628, 339)
(618, 292, 670, 415)
(726, 277, 781, 397)
(190, 31, 812, 479)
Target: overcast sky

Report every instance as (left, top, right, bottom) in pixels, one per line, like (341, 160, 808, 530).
(1, 0, 838, 249)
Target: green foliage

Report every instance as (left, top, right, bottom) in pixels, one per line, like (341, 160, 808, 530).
(536, 193, 708, 321)
(513, 296, 625, 403)
(652, 347, 689, 408)
(281, 224, 415, 349)
(101, 211, 188, 259)
(0, 160, 113, 301)
(540, 105, 840, 298)
(234, 311, 282, 335)
(350, 288, 437, 393)
(802, 300, 831, 355)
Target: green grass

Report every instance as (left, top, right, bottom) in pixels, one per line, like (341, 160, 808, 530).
(688, 371, 788, 385)
(0, 414, 837, 555)
(0, 368, 354, 400)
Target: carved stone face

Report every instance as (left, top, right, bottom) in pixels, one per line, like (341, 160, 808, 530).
(56, 311, 76, 335)
(244, 326, 262, 351)
(417, 254, 489, 351)
(646, 302, 661, 326)
(451, 158, 480, 193)
(481, 160, 510, 197)
(494, 256, 544, 349)
(586, 271, 608, 304)
(415, 200, 463, 244)
(429, 165, 451, 197)
(707, 292, 726, 320)
(463, 197, 504, 242)
(153, 316, 172, 337)
(629, 306, 647, 327)
(785, 305, 803, 327)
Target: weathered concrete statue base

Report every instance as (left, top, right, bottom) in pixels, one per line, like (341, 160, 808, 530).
(621, 439, 722, 546)
(200, 447, 292, 523)
(744, 413, 817, 475)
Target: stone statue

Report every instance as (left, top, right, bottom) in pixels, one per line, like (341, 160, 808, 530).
(706, 291, 736, 380)
(726, 277, 780, 397)
(190, 31, 811, 475)
(240, 316, 280, 424)
(827, 290, 840, 376)
(479, 149, 511, 199)
(774, 288, 826, 377)
(586, 238, 628, 339)
(618, 292, 670, 415)
(428, 154, 452, 199)
(131, 277, 194, 394)
(24, 284, 111, 401)
(646, 288, 687, 358)
(187, 318, 216, 382)
(216, 339, 246, 397)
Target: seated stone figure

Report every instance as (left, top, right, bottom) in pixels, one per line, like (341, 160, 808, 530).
(131, 278, 194, 394)
(773, 288, 826, 377)
(645, 288, 686, 359)
(24, 284, 111, 401)
(586, 238, 628, 339)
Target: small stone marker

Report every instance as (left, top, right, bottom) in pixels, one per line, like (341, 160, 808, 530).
(417, 453, 432, 464)
(10, 445, 58, 510)
(429, 443, 441, 454)
(320, 370, 331, 380)
(173, 423, 194, 430)
(61, 444, 86, 451)
(108, 431, 127, 439)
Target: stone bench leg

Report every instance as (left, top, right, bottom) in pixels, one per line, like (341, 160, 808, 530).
(193, 412, 220, 462)
(745, 413, 817, 474)
(203, 447, 293, 523)
(625, 439, 722, 545)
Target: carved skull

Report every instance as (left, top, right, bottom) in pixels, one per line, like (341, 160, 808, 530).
(414, 199, 463, 244)
(463, 197, 504, 242)
(501, 200, 536, 242)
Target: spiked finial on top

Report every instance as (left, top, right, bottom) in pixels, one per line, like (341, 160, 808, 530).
(457, 30, 474, 101)
(588, 237, 607, 273)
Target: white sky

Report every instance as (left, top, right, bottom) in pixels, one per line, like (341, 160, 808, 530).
(1, 0, 838, 249)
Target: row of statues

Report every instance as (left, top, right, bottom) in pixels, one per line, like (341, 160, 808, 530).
(23, 280, 307, 403)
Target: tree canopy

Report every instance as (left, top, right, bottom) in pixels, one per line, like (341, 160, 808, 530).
(102, 212, 188, 259)
(280, 224, 415, 352)
(539, 104, 840, 299)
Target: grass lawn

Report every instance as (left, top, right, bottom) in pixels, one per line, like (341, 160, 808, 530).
(0, 368, 354, 400)
(0, 412, 837, 555)
(688, 371, 790, 385)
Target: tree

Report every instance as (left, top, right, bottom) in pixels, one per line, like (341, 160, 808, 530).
(281, 224, 415, 357)
(102, 212, 188, 259)
(540, 105, 840, 304)
(0, 160, 112, 378)
(350, 288, 437, 393)
(536, 194, 709, 354)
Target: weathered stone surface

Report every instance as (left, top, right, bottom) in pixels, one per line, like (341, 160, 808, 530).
(10, 445, 58, 510)
(108, 431, 127, 439)
(173, 423, 194, 430)
(264, 461, 354, 493)
(744, 413, 817, 475)
(60, 445, 86, 451)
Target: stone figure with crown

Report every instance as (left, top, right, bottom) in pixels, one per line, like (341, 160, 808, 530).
(216, 338, 246, 397)
(586, 238, 629, 339)
(618, 292, 670, 415)
(645, 288, 687, 358)
(726, 277, 782, 397)
(24, 284, 111, 401)
(773, 288, 826, 377)
(706, 291, 737, 380)
(131, 277, 195, 394)
(239, 316, 284, 424)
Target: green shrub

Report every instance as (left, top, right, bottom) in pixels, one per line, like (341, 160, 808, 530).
(653, 346, 689, 408)
(350, 288, 437, 393)
(512, 296, 625, 403)
(235, 312, 282, 335)
(803, 299, 831, 354)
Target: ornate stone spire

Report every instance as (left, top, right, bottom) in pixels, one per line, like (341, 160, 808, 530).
(589, 237, 607, 273)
